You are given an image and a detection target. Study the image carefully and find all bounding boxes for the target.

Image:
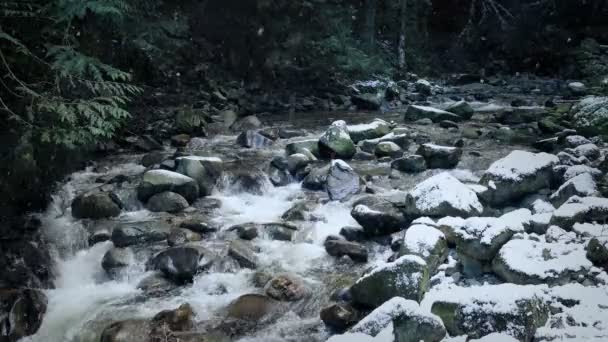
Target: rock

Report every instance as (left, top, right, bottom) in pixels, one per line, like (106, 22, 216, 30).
(351, 93, 382, 110)
(469, 333, 519, 342)
(347, 119, 391, 143)
(141, 151, 166, 167)
(320, 303, 358, 330)
(493, 239, 591, 285)
(350, 255, 429, 308)
(262, 222, 299, 241)
(151, 303, 194, 335)
(0, 289, 47, 341)
(565, 135, 592, 147)
(138, 170, 199, 203)
(399, 223, 448, 274)
(374, 141, 402, 158)
(268, 166, 291, 187)
(445, 100, 474, 120)
(587, 238, 608, 269)
(175, 156, 223, 197)
(175, 108, 207, 135)
(549, 173, 598, 207)
(550, 196, 608, 230)
(100, 319, 150, 342)
(391, 155, 427, 173)
(324, 238, 368, 262)
(319, 120, 356, 159)
(220, 109, 238, 128)
(415, 118, 433, 125)
(479, 151, 559, 206)
(358, 133, 410, 153)
(569, 96, 608, 136)
(404, 172, 483, 218)
(170, 134, 191, 147)
(327, 160, 360, 201)
(572, 143, 600, 161)
(179, 218, 218, 234)
(405, 105, 462, 123)
(264, 274, 307, 301)
(227, 294, 278, 321)
(416, 144, 462, 169)
(533, 137, 559, 152)
(538, 118, 564, 134)
(136, 272, 177, 295)
(428, 284, 549, 341)
(285, 139, 320, 157)
(281, 200, 319, 222)
(349, 297, 444, 342)
(228, 240, 258, 269)
(351, 196, 408, 236)
(149, 245, 208, 283)
(102, 247, 134, 277)
(147, 191, 189, 213)
(231, 115, 261, 131)
(71, 192, 121, 219)
(495, 107, 546, 125)
(415, 79, 432, 95)
(439, 120, 458, 129)
(236, 130, 274, 148)
(111, 222, 169, 248)
(167, 228, 201, 246)
(563, 165, 602, 182)
(287, 153, 313, 174)
(568, 81, 587, 95)
(230, 223, 259, 240)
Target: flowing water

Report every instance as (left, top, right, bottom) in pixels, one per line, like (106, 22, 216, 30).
(24, 107, 528, 342)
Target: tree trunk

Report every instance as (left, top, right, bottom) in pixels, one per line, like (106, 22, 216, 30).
(363, 0, 377, 52)
(398, 0, 407, 69)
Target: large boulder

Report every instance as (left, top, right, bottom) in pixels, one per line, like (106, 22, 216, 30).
(405, 105, 463, 123)
(318, 120, 356, 159)
(569, 96, 608, 135)
(399, 223, 448, 274)
(426, 284, 549, 341)
(350, 255, 430, 308)
(479, 151, 559, 206)
(550, 196, 608, 230)
(347, 119, 391, 143)
(493, 239, 592, 285)
(0, 289, 47, 341)
(351, 196, 408, 236)
(416, 144, 462, 169)
(175, 156, 223, 197)
(146, 191, 189, 213)
(148, 245, 209, 283)
(327, 160, 360, 201)
(350, 297, 445, 342)
(111, 222, 169, 248)
(549, 172, 598, 207)
(137, 170, 199, 203)
(404, 172, 483, 218)
(71, 192, 121, 219)
(102, 247, 134, 277)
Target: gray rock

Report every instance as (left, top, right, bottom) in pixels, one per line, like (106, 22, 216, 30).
(227, 294, 278, 321)
(264, 274, 308, 301)
(138, 170, 199, 203)
(231, 115, 262, 131)
(350, 255, 429, 308)
(262, 222, 299, 241)
(236, 130, 274, 148)
(351, 93, 382, 110)
(100, 319, 150, 342)
(351, 196, 408, 236)
(167, 228, 201, 246)
(416, 144, 462, 169)
(285, 139, 320, 157)
(439, 120, 458, 129)
(111, 222, 169, 248)
(445, 100, 474, 119)
(319, 120, 356, 159)
(374, 141, 403, 158)
(149, 245, 208, 284)
(347, 119, 391, 143)
(398, 223, 448, 274)
(287, 153, 312, 174)
(320, 303, 358, 330)
(141, 151, 166, 167)
(391, 155, 427, 173)
(324, 237, 368, 262)
(228, 240, 258, 269)
(587, 238, 608, 270)
(72, 192, 121, 219)
(327, 160, 360, 201)
(569, 96, 608, 136)
(268, 166, 291, 187)
(174, 156, 223, 197)
(147, 191, 189, 213)
(102, 247, 134, 277)
(0, 289, 47, 341)
(405, 105, 463, 123)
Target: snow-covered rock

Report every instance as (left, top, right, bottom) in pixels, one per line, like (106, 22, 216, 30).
(350, 255, 429, 308)
(416, 144, 462, 169)
(493, 239, 592, 285)
(422, 283, 549, 341)
(404, 172, 483, 218)
(550, 196, 608, 230)
(570, 96, 608, 135)
(480, 150, 559, 206)
(571, 143, 600, 161)
(327, 160, 360, 201)
(350, 297, 445, 342)
(347, 119, 392, 143)
(351, 196, 408, 236)
(550, 172, 598, 207)
(562, 165, 602, 181)
(405, 105, 463, 123)
(399, 223, 448, 274)
(564, 135, 591, 148)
